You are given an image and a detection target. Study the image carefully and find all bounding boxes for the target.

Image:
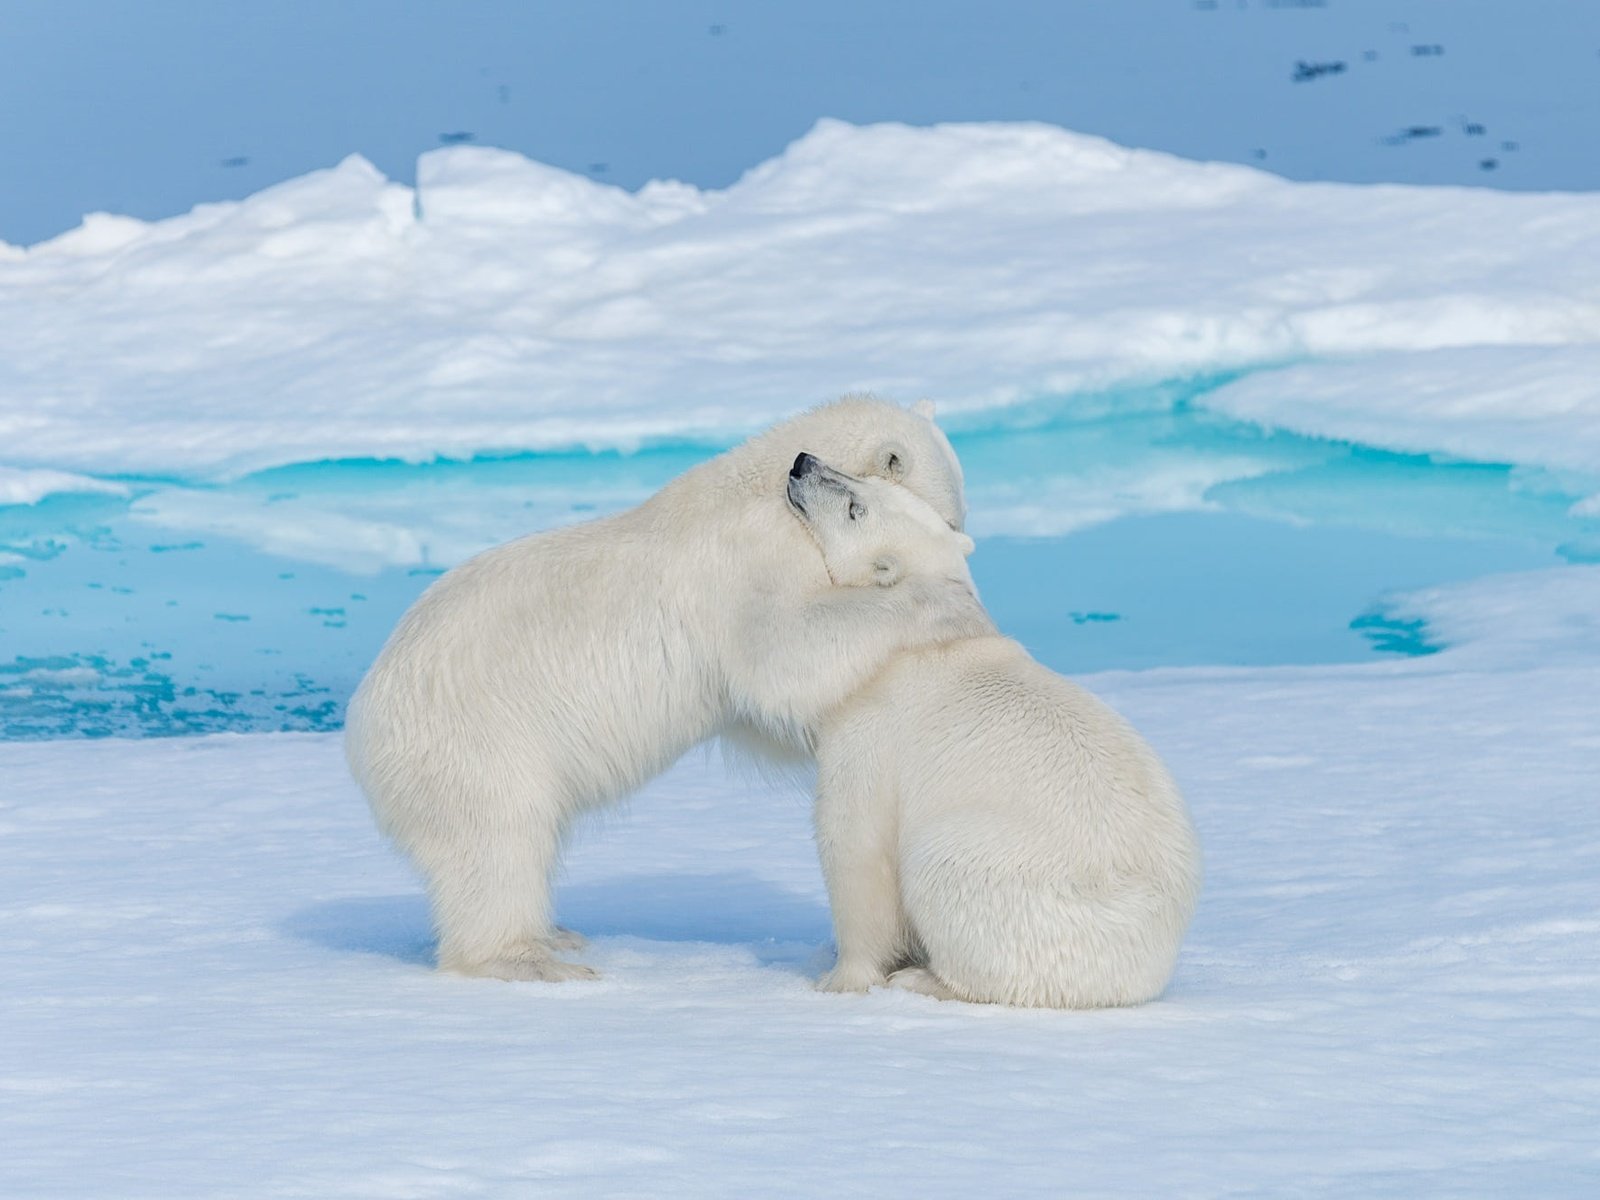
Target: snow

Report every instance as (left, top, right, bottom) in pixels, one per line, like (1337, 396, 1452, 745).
(0, 467, 128, 507)
(1206, 347, 1600, 508)
(2, 120, 1598, 482)
(1381, 565, 1600, 670)
(3, 654, 1597, 1196)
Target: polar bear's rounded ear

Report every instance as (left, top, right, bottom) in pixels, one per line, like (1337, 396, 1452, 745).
(874, 441, 909, 481)
(957, 533, 976, 557)
(872, 554, 904, 586)
(912, 399, 937, 420)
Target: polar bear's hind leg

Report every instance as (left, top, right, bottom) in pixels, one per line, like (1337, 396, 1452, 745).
(415, 782, 598, 982)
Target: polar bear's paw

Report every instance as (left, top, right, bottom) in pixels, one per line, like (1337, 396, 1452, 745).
(501, 956, 599, 983)
(816, 960, 890, 994)
(887, 966, 960, 1001)
(456, 950, 600, 983)
(548, 926, 588, 952)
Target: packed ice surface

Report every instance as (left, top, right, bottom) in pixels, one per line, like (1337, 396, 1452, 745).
(3, 652, 1597, 1197)
(1, 121, 1598, 483)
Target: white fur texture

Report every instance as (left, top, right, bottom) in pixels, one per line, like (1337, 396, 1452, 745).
(790, 469, 1203, 1009)
(344, 398, 986, 981)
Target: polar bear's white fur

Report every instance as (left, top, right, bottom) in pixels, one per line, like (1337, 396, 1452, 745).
(786, 455, 1202, 1008)
(344, 399, 989, 982)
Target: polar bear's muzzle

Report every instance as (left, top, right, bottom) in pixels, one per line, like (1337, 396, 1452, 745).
(787, 452, 856, 520)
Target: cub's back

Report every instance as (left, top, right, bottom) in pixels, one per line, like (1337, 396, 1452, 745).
(839, 637, 1195, 879)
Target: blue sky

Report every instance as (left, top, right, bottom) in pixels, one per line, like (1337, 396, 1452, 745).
(4, 0, 1598, 244)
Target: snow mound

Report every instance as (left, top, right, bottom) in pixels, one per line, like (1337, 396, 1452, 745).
(2, 120, 1598, 479)
(0, 466, 129, 506)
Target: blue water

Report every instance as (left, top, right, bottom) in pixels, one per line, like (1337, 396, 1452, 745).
(3, 390, 1595, 740)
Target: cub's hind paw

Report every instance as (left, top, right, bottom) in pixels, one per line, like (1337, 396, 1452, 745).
(887, 966, 959, 1000)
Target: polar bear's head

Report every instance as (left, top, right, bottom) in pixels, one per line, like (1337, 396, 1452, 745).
(775, 397, 967, 532)
(852, 398, 967, 533)
(785, 452, 976, 589)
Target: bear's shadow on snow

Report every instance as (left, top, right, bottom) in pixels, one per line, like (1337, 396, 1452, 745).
(283, 894, 435, 967)
(283, 871, 831, 968)
(558, 871, 831, 946)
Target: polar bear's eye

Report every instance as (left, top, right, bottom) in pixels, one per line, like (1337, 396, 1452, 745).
(848, 500, 866, 521)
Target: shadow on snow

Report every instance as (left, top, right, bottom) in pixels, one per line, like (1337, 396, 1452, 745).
(282, 871, 832, 968)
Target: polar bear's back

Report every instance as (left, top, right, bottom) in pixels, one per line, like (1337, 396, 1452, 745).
(868, 638, 1189, 856)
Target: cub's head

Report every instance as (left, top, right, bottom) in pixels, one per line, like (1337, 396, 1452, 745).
(786, 452, 976, 589)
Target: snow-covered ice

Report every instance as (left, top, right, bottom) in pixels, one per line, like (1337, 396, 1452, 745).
(3, 652, 1597, 1196)
(0, 468, 128, 508)
(2, 121, 1598, 481)
(1208, 346, 1600, 510)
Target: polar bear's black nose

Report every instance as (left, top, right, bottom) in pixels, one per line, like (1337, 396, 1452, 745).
(791, 452, 818, 479)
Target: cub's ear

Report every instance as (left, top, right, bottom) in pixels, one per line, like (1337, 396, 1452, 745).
(874, 441, 908, 481)
(957, 533, 976, 557)
(912, 399, 937, 420)
(872, 554, 904, 586)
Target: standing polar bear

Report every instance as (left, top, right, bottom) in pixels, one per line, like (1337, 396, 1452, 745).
(786, 452, 1202, 1008)
(345, 398, 988, 982)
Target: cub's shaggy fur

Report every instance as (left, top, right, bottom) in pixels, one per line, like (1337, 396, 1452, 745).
(787, 455, 1202, 1008)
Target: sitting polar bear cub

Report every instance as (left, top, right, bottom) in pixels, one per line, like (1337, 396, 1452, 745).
(787, 452, 1203, 1008)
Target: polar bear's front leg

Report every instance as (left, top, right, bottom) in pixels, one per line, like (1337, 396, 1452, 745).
(813, 737, 909, 994)
(815, 834, 907, 993)
(730, 578, 992, 738)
